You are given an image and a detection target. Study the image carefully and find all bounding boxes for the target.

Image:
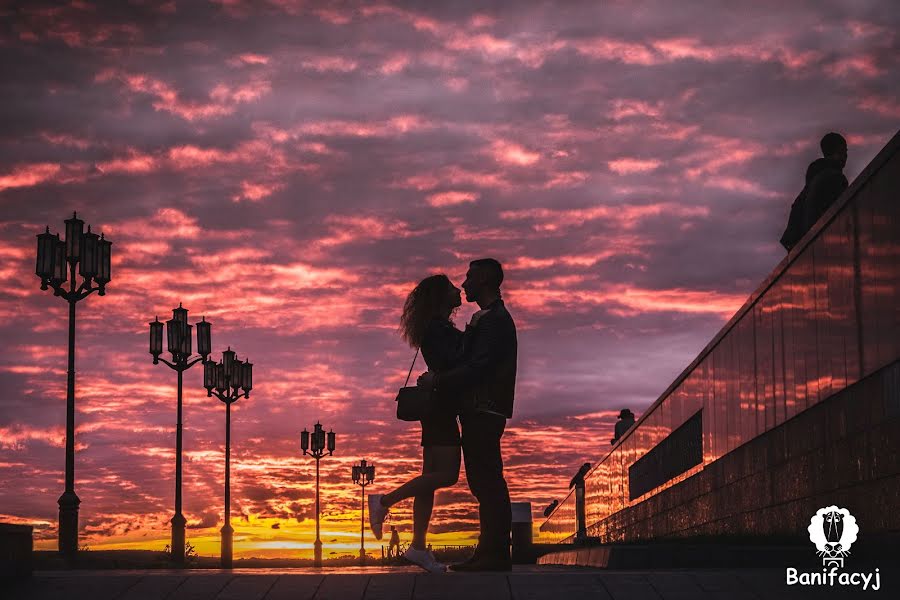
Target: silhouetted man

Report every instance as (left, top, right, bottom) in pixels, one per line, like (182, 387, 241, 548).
(388, 526, 400, 558)
(419, 258, 517, 572)
(780, 132, 849, 251)
(611, 409, 635, 444)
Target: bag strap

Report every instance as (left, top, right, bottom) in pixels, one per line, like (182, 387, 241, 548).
(403, 348, 419, 387)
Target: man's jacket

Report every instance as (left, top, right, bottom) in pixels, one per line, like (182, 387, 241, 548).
(436, 299, 517, 418)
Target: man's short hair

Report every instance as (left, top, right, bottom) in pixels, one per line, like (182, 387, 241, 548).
(821, 132, 847, 156)
(470, 258, 504, 288)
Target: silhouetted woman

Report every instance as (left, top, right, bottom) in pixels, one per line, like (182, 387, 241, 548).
(368, 274, 463, 573)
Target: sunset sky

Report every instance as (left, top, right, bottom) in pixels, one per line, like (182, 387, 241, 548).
(0, 1, 898, 559)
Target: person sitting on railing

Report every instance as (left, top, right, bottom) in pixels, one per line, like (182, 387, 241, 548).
(780, 132, 849, 251)
(611, 408, 635, 444)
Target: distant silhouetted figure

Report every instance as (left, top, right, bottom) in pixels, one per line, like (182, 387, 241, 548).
(543, 499, 559, 517)
(780, 132, 849, 251)
(388, 526, 400, 558)
(611, 409, 635, 444)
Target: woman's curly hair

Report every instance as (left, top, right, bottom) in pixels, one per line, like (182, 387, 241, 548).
(399, 274, 455, 348)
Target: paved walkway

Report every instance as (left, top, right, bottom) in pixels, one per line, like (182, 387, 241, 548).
(7, 566, 891, 599)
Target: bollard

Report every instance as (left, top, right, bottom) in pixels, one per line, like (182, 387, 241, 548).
(0, 524, 33, 579)
(511, 502, 533, 563)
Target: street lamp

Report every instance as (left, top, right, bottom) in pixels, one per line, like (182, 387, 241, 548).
(149, 304, 211, 566)
(35, 212, 112, 558)
(352, 459, 375, 565)
(204, 347, 252, 569)
(301, 422, 335, 567)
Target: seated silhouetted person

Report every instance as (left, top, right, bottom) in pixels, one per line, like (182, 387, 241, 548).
(610, 409, 635, 444)
(780, 132, 848, 251)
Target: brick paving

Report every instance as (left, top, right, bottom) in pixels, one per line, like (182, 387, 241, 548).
(6, 566, 893, 600)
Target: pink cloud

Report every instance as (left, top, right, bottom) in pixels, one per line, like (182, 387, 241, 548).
(96, 150, 158, 174)
(426, 191, 480, 207)
(500, 203, 709, 231)
(858, 95, 900, 118)
(573, 37, 658, 65)
(608, 158, 662, 174)
(233, 180, 284, 202)
(609, 99, 664, 120)
(489, 140, 540, 166)
(824, 55, 883, 78)
(232, 53, 270, 66)
(300, 56, 358, 73)
(0, 162, 61, 191)
(95, 69, 270, 121)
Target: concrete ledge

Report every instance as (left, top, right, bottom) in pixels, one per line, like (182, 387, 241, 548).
(538, 543, 813, 569)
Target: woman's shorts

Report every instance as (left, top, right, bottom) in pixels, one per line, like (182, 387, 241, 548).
(420, 412, 461, 447)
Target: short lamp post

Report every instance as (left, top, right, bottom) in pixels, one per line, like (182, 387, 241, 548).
(203, 347, 252, 569)
(35, 212, 112, 559)
(149, 304, 211, 567)
(301, 423, 335, 568)
(351, 459, 375, 565)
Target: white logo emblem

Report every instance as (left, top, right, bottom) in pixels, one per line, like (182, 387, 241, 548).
(808, 506, 858, 568)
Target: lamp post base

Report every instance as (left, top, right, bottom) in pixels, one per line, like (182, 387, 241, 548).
(171, 513, 187, 567)
(359, 548, 366, 566)
(314, 539, 322, 568)
(58, 490, 81, 559)
(221, 523, 234, 569)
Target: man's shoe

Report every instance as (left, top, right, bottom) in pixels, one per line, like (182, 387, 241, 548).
(368, 494, 389, 540)
(449, 555, 511, 572)
(403, 546, 446, 573)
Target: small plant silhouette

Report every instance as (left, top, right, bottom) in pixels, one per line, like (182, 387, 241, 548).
(165, 542, 198, 564)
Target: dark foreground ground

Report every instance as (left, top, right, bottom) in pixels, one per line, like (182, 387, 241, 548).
(6, 566, 894, 600)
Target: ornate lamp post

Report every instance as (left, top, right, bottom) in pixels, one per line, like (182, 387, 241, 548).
(204, 347, 252, 569)
(300, 422, 335, 567)
(35, 212, 112, 558)
(351, 459, 375, 565)
(149, 304, 211, 567)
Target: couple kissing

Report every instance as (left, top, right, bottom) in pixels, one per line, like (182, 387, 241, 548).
(369, 258, 517, 573)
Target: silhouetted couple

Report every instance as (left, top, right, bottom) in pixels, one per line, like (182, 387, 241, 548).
(368, 258, 517, 573)
(781, 132, 849, 251)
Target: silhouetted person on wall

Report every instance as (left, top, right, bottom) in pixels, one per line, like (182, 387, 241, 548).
(611, 409, 635, 444)
(780, 132, 849, 251)
(419, 258, 517, 572)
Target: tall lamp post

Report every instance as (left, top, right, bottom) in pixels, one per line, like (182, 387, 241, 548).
(35, 212, 112, 558)
(203, 347, 252, 569)
(351, 459, 375, 565)
(149, 304, 211, 566)
(300, 423, 335, 567)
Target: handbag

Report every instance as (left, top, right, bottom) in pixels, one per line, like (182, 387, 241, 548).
(395, 348, 433, 422)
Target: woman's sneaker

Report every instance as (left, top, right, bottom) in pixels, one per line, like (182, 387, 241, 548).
(403, 546, 446, 573)
(368, 494, 389, 540)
